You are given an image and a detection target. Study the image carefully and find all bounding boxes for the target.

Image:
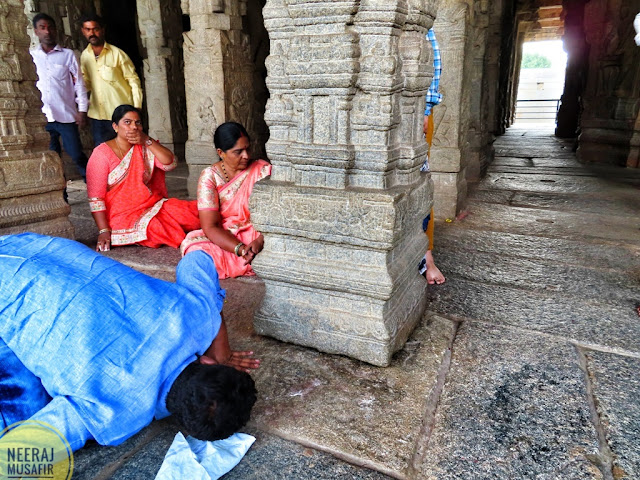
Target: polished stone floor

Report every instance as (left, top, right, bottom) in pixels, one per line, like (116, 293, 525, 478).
(66, 125, 640, 479)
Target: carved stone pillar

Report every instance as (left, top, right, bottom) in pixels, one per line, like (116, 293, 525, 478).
(0, 1, 73, 237)
(182, 0, 256, 194)
(555, 0, 589, 138)
(137, 0, 187, 154)
(577, 0, 640, 167)
(430, 2, 470, 220)
(250, 0, 436, 366)
(465, 0, 494, 182)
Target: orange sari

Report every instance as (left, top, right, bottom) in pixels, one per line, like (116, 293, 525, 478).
(88, 143, 199, 248)
(180, 159, 271, 279)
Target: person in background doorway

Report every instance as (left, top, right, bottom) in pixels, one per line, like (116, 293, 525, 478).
(80, 13, 142, 146)
(30, 13, 88, 181)
(419, 27, 446, 285)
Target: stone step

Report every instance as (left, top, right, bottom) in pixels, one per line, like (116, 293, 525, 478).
(426, 277, 640, 354)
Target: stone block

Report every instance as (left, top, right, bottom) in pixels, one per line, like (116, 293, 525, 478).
(250, 179, 431, 366)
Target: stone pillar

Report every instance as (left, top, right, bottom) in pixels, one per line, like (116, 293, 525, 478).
(250, 0, 436, 367)
(0, 1, 73, 237)
(430, 2, 470, 220)
(577, 0, 640, 167)
(465, 0, 494, 182)
(182, 0, 256, 195)
(137, 0, 187, 154)
(555, 0, 589, 138)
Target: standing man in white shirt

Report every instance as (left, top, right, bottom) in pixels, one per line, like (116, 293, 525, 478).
(30, 13, 88, 180)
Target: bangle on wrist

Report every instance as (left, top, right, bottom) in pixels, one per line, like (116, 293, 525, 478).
(234, 242, 245, 256)
(98, 228, 111, 235)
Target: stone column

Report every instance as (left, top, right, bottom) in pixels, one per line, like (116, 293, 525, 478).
(555, 0, 589, 138)
(250, 0, 436, 367)
(430, 2, 471, 220)
(577, 0, 640, 167)
(0, 1, 73, 237)
(137, 0, 187, 154)
(182, 0, 256, 195)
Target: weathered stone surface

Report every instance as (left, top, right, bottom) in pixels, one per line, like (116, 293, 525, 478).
(450, 202, 640, 245)
(417, 323, 601, 479)
(247, 312, 457, 478)
(585, 351, 640, 479)
(435, 227, 638, 272)
(224, 431, 392, 480)
(428, 277, 640, 354)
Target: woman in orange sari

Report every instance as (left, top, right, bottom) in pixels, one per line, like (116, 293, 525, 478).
(180, 122, 271, 279)
(86, 104, 200, 252)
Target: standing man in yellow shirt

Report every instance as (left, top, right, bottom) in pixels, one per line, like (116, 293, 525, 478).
(80, 13, 142, 146)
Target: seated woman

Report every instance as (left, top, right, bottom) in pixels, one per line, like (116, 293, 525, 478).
(180, 122, 271, 279)
(86, 104, 200, 252)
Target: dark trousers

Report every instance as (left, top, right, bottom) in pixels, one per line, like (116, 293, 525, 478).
(90, 118, 116, 146)
(46, 121, 88, 179)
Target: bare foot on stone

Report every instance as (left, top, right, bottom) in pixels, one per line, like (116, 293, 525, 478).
(424, 250, 446, 285)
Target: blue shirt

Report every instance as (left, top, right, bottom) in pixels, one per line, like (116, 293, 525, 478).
(425, 28, 443, 116)
(0, 234, 224, 449)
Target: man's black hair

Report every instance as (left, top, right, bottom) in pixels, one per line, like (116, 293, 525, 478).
(33, 13, 55, 28)
(79, 13, 104, 27)
(166, 363, 257, 441)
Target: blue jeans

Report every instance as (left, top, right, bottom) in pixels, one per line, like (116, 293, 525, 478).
(0, 339, 51, 429)
(91, 118, 116, 146)
(46, 122, 88, 179)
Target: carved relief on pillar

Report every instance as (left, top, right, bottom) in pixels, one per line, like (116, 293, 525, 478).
(0, 0, 72, 237)
(252, 0, 436, 366)
(578, 0, 640, 166)
(184, 0, 269, 194)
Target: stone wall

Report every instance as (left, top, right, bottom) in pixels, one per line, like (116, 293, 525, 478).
(250, 0, 436, 366)
(0, 0, 73, 237)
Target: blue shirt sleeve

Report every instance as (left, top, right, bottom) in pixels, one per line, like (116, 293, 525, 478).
(29, 396, 94, 452)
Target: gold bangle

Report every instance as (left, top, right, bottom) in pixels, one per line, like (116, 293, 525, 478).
(98, 228, 111, 235)
(234, 242, 244, 256)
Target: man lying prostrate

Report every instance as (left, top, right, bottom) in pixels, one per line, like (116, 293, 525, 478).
(0, 233, 259, 451)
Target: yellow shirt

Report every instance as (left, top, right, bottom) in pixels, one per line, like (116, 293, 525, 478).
(81, 42, 143, 120)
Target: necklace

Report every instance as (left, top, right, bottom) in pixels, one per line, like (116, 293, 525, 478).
(114, 139, 127, 159)
(220, 161, 230, 182)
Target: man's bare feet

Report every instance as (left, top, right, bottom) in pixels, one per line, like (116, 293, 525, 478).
(424, 250, 445, 285)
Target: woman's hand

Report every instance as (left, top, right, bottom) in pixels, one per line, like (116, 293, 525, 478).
(242, 234, 264, 265)
(96, 231, 111, 252)
(198, 351, 260, 373)
(124, 129, 148, 146)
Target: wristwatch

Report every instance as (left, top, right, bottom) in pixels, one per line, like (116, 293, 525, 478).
(145, 138, 153, 146)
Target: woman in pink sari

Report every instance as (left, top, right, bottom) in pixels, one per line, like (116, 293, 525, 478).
(180, 122, 271, 279)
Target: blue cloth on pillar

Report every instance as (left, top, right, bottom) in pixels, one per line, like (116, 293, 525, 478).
(0, 233, 224, 448)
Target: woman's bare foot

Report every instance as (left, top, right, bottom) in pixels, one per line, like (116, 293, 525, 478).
(424, 250, 445, 285)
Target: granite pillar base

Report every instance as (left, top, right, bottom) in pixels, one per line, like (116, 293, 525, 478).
(250, 179, 431, 367)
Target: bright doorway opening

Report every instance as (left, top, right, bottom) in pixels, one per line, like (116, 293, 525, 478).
(514, 40, 567, 126)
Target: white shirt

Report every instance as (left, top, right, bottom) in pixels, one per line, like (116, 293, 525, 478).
(30, 44, 88, 123)
(635, 13, 640, 46)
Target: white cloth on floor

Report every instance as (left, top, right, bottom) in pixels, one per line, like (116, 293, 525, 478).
(154, 432, 255, 480)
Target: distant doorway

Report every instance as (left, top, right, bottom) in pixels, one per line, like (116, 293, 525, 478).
(514, 40, 567, 127)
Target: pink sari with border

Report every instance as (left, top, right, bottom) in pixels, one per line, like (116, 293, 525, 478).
(180, 159, 271, 279)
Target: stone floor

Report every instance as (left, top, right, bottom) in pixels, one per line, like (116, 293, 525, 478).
(65, 125, 640, 479)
